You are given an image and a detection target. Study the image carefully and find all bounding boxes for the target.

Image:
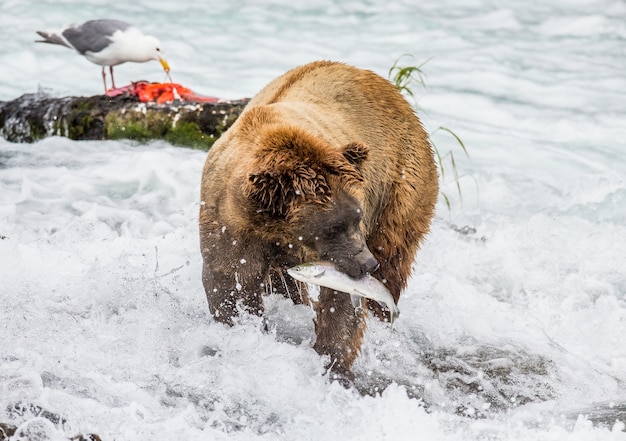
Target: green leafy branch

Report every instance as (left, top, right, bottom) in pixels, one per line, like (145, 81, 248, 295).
(430, 126, 470, 210)
(388, 55, 429, 104)
(388, 55, 471, 211)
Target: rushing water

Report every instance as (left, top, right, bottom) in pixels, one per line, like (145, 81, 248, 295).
(1, 1, 625, 440)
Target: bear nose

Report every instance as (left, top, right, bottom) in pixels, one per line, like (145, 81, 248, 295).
(354, 248, 379, 277)
(362, 255, 379, 275)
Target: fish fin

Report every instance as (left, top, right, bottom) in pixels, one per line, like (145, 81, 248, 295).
(389, 306, 400, 330)
(353, 288, 368, 298)
(350, 294, 361, 309)
(313, 270, 326, 279)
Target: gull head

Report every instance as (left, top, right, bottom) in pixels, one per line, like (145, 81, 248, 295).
(139, 35, 169, 72)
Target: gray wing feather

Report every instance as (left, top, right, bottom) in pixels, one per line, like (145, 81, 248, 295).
(61, 19, 132, 54)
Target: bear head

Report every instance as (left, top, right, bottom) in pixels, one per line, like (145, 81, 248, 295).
(242, 124, 379, 279)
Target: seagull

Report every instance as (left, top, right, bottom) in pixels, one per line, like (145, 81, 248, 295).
(36, 19, 171, 92)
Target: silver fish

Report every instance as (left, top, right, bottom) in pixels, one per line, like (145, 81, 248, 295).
(287, 261, 400, 321)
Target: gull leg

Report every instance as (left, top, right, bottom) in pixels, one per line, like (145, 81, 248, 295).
(110, 66, 116, 89)
(101, 66, 107, 92)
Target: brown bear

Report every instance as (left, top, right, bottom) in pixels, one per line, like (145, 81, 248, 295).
(199, 61, 438, 381)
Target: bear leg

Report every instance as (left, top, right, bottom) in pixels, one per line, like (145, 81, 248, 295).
(202, 264, 266, 325)
(366, 257, 405, 322)
(313, 287, 367, 382)
(366, 233, 412, 322)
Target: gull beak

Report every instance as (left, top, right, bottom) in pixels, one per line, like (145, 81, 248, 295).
(158, 57, 170, 73)
(158, 57, 173, 83)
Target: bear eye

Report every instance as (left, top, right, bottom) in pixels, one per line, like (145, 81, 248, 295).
(323, 222, 347, 239)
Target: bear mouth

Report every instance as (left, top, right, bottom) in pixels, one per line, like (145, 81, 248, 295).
(330, 254, 379, 280)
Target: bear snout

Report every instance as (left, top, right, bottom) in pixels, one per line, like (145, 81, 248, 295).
(358, 251, 380, 276)
(341, 248, 379, 279)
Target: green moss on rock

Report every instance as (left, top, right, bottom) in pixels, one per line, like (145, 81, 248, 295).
(165, 120, 216, 150)
(66, 97, 107, 140)
(106, 108, 216, 149)
(106, 110, 164, 141)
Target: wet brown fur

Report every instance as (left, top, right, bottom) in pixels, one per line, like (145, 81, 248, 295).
(199, 61, 438, 380)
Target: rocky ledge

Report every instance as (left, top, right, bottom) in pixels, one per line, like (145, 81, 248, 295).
(0, 93, 249, 150)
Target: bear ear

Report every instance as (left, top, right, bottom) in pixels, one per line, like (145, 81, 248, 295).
(245, 167, 330, 218)
(341, 142, 369, 168)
